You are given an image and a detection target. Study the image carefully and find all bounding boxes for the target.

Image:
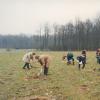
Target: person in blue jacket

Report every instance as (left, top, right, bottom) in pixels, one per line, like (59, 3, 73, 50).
(62, 52, 74, 65)
(66, 52, 75, 65)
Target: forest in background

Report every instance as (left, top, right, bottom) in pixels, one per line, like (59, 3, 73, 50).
(0, 16, 100, 51)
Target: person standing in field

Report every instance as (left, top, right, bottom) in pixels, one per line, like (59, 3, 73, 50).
(22, 52, 36, 69)
(77, 54, 86, 70)
(35, 55, 51, 76)
(96, 48, 100, 64)
(82, 50, 87, 64)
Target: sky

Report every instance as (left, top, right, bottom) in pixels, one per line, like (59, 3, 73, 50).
(0, 0, 100, 35)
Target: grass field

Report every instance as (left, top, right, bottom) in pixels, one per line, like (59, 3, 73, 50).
(0, 50, 100, 100)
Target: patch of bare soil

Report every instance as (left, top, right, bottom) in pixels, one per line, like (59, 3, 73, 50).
(12, 95, 56, 100)
(24, 74, 47, 81)
(92, 91, 100, 97)
(93, 68, 100, 72)
(91, 91, 100, 100)
(86, 70, 94, 73)
(24, 76, 39, 81)
(28, 96, 51, 100)
(78, 85, 89, 93)
(0, 79, 5, 84)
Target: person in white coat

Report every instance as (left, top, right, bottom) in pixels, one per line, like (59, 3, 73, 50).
(22, 52, 36, 69)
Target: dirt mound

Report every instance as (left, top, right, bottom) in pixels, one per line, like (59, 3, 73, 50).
(78, 85, 89, 93)
(0, 79, 5, 84)
(33, 75, 40, 79)
(24, 75, 39, 81)
(93, 68, 100, 72)
(24, 74, 47, 81)
(29, 96, 50, 100)
(14, 96, 55, 100)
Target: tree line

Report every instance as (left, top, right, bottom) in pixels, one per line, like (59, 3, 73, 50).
(0, 16, 100, 51)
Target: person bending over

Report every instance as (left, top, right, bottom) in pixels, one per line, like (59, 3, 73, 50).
(35, 55, 51, 76)
(67, 52, 75, 65)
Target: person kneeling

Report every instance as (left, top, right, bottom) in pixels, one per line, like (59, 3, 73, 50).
(62, 52, 74, 65)
(67, 52, 75, 65)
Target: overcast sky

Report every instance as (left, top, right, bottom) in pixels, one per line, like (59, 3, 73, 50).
(0, 0, 100, 35)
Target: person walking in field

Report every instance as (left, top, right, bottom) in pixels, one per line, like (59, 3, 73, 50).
(35, 55, 51, 76)
(77, 54, 86, 70)
(82, 50, 87, 64)
(22, 52, 36, 69)
(63, 52, 74, 65)
(96, 48, 100, 64)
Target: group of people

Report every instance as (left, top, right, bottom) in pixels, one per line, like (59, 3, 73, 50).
(22, 52, 51, 76)
(63, 49, 100, 70)
(22, 49, 100, 77)
(63, 50, 86, 70)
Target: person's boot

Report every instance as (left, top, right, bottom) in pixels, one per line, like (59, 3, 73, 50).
(82, 63, 85, 69)
(78, 64, 81, 70)
(44, 66, 48, 75)
(23, 64, 26, 69)
(23, 67, 25, 69)
(73, 61, 75, 65)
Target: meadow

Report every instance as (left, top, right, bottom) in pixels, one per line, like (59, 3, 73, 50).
(0, 50, 100, 100)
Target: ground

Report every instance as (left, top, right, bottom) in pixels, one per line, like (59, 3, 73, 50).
(0, 50, 100, 100)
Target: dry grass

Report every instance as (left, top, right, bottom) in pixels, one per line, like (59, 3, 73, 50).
(0, 50, 100, 100)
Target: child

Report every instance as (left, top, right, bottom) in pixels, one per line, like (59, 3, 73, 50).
(77, 55, 86, 70)
(22, 52, 36, 69)
(67, 52, 74, 65)
(62, 52, 74, 65)
(82, 50, 87, 64)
